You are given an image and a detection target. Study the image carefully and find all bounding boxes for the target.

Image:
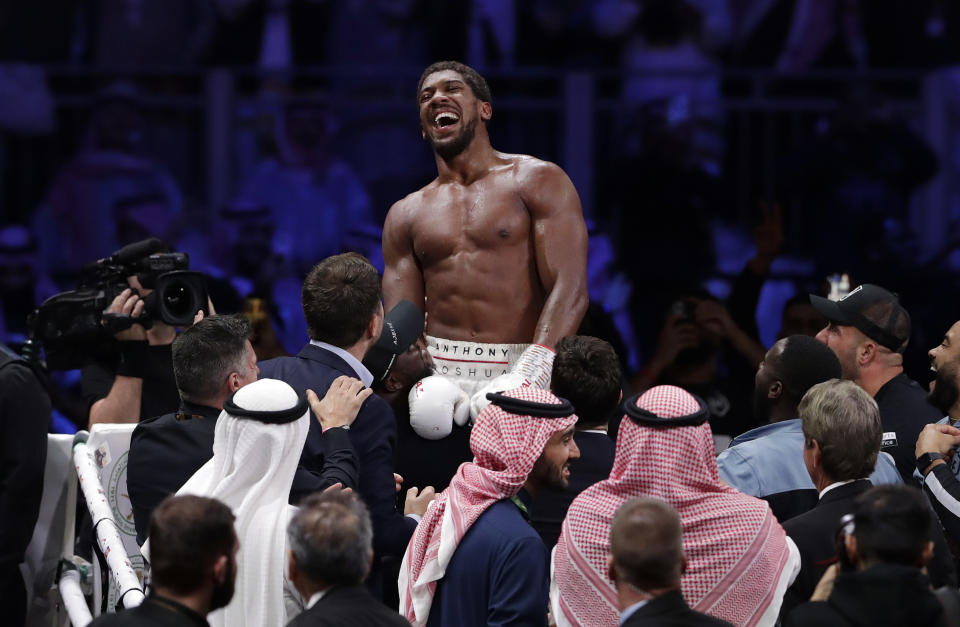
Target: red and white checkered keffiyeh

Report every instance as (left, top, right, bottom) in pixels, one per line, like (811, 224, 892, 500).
(399, 387, 578, 626)
(552, 385, 791, 627)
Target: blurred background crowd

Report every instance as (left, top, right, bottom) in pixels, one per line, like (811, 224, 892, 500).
(3, 0, 960, 433)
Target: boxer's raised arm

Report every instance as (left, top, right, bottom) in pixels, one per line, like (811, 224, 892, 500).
(382, 200, 425, 313)
(521, 161, 589, 347)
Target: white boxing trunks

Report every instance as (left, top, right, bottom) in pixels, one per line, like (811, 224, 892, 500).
(426, 335, 528, 398)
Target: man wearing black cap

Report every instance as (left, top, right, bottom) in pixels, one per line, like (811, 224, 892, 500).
(810, 284, 942, 481)
(362, 300, 428, 391)
(365, 302, 473, 493)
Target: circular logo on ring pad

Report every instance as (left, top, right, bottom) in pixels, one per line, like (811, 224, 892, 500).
(107, 451, 136, 536)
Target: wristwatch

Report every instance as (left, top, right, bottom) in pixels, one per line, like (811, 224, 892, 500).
(916, 452, 945, 475)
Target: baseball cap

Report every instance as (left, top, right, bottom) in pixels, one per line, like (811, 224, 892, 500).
(809, 284, 911, 353)
(363, 300, 425, 382)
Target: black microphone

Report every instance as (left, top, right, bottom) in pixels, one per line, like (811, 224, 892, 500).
(107, 238, 166, 265)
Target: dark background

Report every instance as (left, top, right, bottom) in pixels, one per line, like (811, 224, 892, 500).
(2, 0, 960, 410)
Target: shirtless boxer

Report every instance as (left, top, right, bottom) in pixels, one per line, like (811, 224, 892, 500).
(382, 61, 588, 428)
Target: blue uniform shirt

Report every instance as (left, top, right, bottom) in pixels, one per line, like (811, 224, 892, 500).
(717, 419, 901, 522)
(427, 489, 549, 627)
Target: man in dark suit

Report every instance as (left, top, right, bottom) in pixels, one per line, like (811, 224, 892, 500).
(258, 254, 435, 582)
(610, 497, 733, 627)
(530, 335, 620, 547)
(786, 485, 948, 627)
(780, 379, 955, 618)
(286, 491, 409, 627)
(128, 314, 359, 545)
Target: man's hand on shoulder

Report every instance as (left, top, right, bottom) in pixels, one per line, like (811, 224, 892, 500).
(307, 376, 372, 431)
(404, 485, 436, 518)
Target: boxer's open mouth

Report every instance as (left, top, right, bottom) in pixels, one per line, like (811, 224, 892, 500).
(434, 111, 460, 128)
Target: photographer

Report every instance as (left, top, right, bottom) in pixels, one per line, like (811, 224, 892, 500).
(75, 241, 208, 428)
(786, 485, 952, 627)
(84, 280, 180, 428)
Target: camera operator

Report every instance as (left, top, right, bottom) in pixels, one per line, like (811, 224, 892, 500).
(786, 485, 954, 627)
(83, 276, 184, 428)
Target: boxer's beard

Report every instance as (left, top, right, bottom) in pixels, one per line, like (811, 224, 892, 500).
(929, 359, 960, 415)
(432, 118, 477, 161)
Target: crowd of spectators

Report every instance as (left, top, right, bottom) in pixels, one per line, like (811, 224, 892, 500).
(6, 242, 960, 626)
(5, 2, 960, 627)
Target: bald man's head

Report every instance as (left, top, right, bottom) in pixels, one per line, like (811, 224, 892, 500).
(610, 497, 684, 590)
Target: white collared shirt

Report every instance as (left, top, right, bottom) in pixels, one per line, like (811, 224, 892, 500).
(310, 340, 374, 387)
(819, 479, 857, 499)
(306, 589, 328, 610)
(309, 340, 420, 524)
(619, 599, 649, 624)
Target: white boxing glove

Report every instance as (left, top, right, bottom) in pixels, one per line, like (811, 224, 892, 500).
(469, 344, 555, 421)
(408, 375, 471, 440)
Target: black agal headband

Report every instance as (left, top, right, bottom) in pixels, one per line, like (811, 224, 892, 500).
(622, 393, 710, 428)
(223, 390, 308, 424)
(486, 392, 575, 418)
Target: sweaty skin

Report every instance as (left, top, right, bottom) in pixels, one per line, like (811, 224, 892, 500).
(383, 69, 588, 347)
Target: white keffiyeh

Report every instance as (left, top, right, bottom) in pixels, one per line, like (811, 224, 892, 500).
(176, 378, 307, 627)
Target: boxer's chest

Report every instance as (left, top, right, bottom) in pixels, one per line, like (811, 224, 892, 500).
(414, 181, 530, 262)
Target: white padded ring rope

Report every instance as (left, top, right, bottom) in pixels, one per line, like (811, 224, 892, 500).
(72, 431, 144, 608)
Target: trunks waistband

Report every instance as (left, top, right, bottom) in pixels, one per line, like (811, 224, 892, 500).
(426, 335, 527, 367)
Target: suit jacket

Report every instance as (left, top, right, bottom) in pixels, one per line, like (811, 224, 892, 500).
(88, 595, 208, 626)
(530, 430, 615, 547)
(785, 564, 945, 627)
(286, 585, 409, 627)
(394, 402, 471, 493)
(259, 344, 416, 560)
(622, 591, 735, 627)
(128, 401, 220, 546)
(781, 479, 956, 618)
(128, 400, 358, 546)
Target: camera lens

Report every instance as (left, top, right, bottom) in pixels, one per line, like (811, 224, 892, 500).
(162, 281, 196, 318)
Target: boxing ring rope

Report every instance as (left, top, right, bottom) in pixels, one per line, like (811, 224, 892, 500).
(58, 566, 92, 627)
(72, 431, 145, 609)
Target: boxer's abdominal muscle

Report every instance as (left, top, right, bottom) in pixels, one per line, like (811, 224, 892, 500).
(413, 176, 545, 344)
